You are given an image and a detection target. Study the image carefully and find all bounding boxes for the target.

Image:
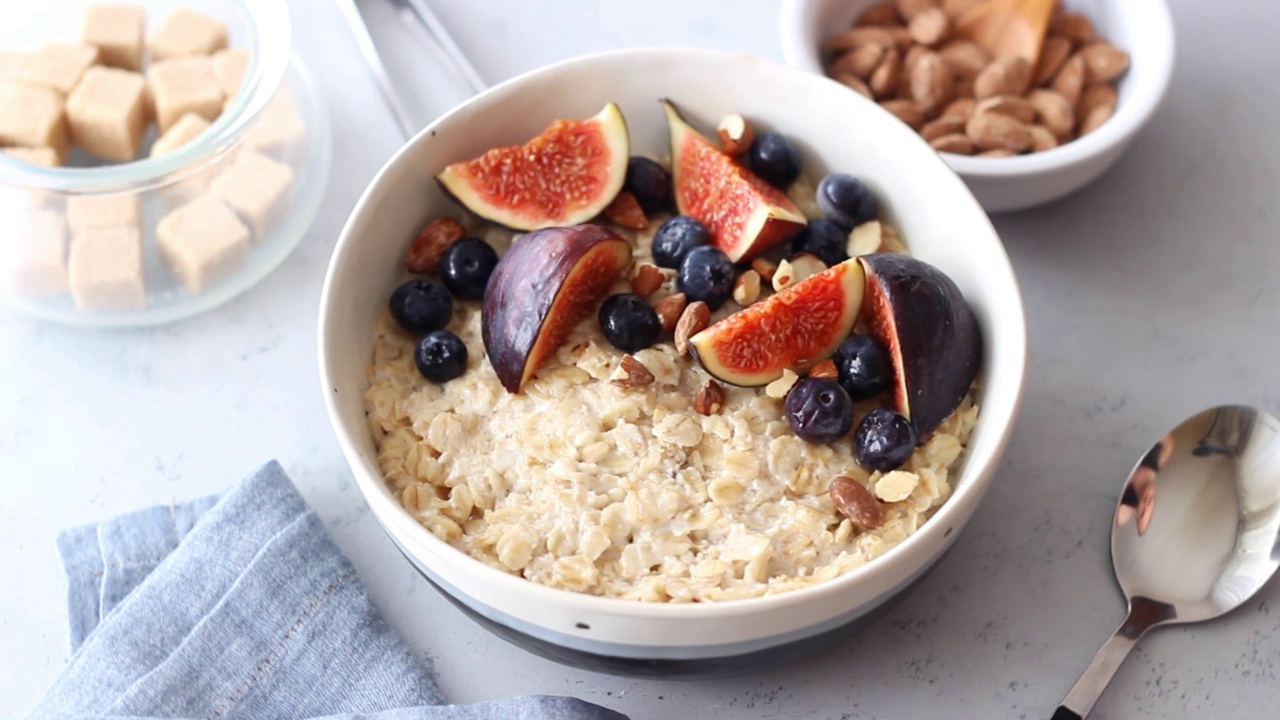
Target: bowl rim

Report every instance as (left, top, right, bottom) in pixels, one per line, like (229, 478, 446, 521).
(0, 0, 292, 192)
(778, 0, 1177, 179)
(319, 46, 1029, 622)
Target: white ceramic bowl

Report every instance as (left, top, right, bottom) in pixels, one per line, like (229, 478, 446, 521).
(319, 48, 1027, 673)
(780, 0, 1176, 213)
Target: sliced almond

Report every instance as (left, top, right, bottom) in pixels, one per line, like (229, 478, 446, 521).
(831, 43, 887, 79)
(405, 217, 465, 273)
(908, 7, 951, 46)
(610, 355, 655, 388)
(847, 220, 884, 256)
(732, 269, 762, 306)
(1027, 88, 1075, 140)
(829, 476, 883, 529)
(765, 369, 800, 399)
(822, 26, 897, 53)
(652, 292, 687, 333)
(880, 98, 925, 129)
(856, 1, 901, 27)
(938, 39, 990, 78)
(929, 133, 975, 154)
(772, 258, 796, 292)
(974, 56, 1031, 99)
(870, 47, 903, 99)
(1034, 35, 1073, 87)
(694, 379, 725, 415)
(966, 111, 1033, 153)
(751, 257, 777, 282)
(1051, 54, 1086, 107)
(1079, 42, 1131, 85)
(1028, 124, 1059, 152)
(909, 52, 954, 117)
(874, 470, 920, 502)
(1049, 11, 1097, 47)
(786, 253, 827, 288)
(631, 262, 664, 298)
(920, 115, 966, 141)
(941, 97, 976, 120)
(974, 94, 1037, 124)
(716, 113, 755, 156)
(834, 71, 874, 98)
(674, 301, 710, 356)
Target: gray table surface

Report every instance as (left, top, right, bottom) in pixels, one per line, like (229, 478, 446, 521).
(3, 0, 1279, 717)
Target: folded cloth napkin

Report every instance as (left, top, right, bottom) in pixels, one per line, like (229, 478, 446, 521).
(33, 461, 625, 720)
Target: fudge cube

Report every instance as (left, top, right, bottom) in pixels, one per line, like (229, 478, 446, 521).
(66, 66, 147, 161)
(150, 111, 211, 157)
(21, 43, 99, 95)
(66, 192, 141, 236)
(0, 85, 69, 161)
(3, 147, 61, 166)
(245, 84, 305, 158)
(147, 56, 224, 133)
(69, 224, 144, 310)
(148, 7, 228, 61)
(209, 150, 293, 242)
(211, 48, 249, 99)
(82, 4, 146, 71)
(0, 50, 28, 83)
(4, 209, 67, 297)
(156, 195, 248, 293)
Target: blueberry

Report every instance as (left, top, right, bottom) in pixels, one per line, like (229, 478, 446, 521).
(625, 157, 672, 214)
(791, 218, 850, 267)
(598, 293, 662, 353)
(748, 132, 802, 190)
(834, 335, 892, 401)
(414, 330, 468, 384)
(816, 173, 878, 230)
(652, 215, 710, 269)
(677, 245, 736, 310)
(440, 237, 498, 300)
(388, 279, 452, 333)
(854, 408, 918, 472)
(785, 378, 854, 443)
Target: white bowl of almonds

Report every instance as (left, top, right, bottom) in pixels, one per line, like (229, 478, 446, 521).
(321, 48, 1026, 673)
(780, 0, 1175, 212)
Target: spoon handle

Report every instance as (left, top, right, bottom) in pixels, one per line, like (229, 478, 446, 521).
(1052, 600, 1163, 719)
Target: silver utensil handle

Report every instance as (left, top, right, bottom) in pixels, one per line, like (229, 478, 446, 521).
(1053, 598, 1168, 719)
(395, 0, 488, 94)
(336, 0, 418, 139)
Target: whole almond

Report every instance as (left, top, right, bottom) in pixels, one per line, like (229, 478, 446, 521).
(809, 359, 839, 379)
(716, 113, 755, 156)
(822, 27, 897, 53)
(751, 257, 777, 282)
(1079, 42, 1131, 85)
(1028, 124, 1059, 152)
(974, 94, 1037, 124)
(732, 269, 762, 306)
(1051, 54, 1086, 107)
(908, 7, 951, 46)
(404, 217, 465, 273)
(1027, 88, 1075, 140)
(902, 44, 930, 79)
(941, 97, 976, 120)
(1078, 103, 1114, 135)
(974, 56, 1031, 99)
(895, 0, 937, 21)
(856, 1, 901, 27)
(1034, 36, 1073, 87)
(938, 39, 990, 78)
(652, 292, 687, 332)
(674, 301, 710, 356)
(909, 52, 955, 116)
(1078, 84, 1118, 121)
(870, 47, 902, 99)
(603, 191, 649, 230)
(966, 111, 1033, 152)
(1049, 11, 1097, 46)
(954, 74, 976, 99)
(831, 43, 887, 79)
(610, 355, 655, 388)
(941, 0, 984, 19)
(833, 71, 874, 98)
(631, 262, 664, 298)
(695, 379, 726, 415)
(830, 476, 884, 529)
(920, 115, 966, 141)
(880, 98, 925, 129)
(929, 133, 975, 154)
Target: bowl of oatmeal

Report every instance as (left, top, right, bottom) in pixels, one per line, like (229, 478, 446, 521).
(319, 48, 1026, 673)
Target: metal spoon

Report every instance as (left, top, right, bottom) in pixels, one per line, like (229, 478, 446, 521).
(1052, 405, 1280, 719)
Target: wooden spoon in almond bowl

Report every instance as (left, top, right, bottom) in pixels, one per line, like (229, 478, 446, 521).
(955, 0, 1058, 68)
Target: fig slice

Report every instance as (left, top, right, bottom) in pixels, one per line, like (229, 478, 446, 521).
(689, 258, 865, 387)
(858, 253, 982, 436)
(438, 103, 630, 231)
(663, 100, 807, 262)
(482, 224, 633, 393)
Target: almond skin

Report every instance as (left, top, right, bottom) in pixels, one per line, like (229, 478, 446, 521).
(603, 191, 649, 230)
(652, 292, 688, 333)
(1027, 89, 1075, 140)
(974, 56, 1031, 100)
(941, 97, 976, 120)
(881, 98, 926, 129)
(929, 133, 975, 154)
(1050, 12, 1098, 47)
(631, 262, 664, 298)
(694, 379, 725, 415)
(921, 116, 967, 141)
(908, 7, 951, 47)
(1034, 36, 1073, 87)
(1051, 54, 1086, 107)
(405, 217, 465, 273)
(674, 301, 710, 356)
(974, 94, 1037, 124)
(831, 44, 888, 79)
(856, 1, 901, 27)
(610, 355, 655, 388)
(830, 476, 884, 529)
(938, 39, 990, 78)
(1079, 42, 1131, 85)
(909, 52, 955, 117)
(834, 71, 874, 98)
(966, 111, 1033, 153)
(870, 47, 903, 99)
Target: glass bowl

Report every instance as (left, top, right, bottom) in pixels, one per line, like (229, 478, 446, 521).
(0, 0, 331, 327)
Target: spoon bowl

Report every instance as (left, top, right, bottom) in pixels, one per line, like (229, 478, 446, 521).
(1054, 405, 1280, 719)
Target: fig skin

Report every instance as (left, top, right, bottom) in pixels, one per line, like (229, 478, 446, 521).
(858, 253, 982, 437)
(482, 224, 633, 392)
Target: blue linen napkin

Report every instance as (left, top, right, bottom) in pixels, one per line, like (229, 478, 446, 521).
(33, 461, 625, 720)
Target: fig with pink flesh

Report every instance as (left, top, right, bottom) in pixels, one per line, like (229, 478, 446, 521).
(858, 253, 981, 436)
(482, 224, 633, 392)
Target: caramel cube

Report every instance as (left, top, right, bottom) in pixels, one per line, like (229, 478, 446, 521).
(148, 7, 228, 60)
(66, 192, 141, 236)
(4, 209, 67, 297)
(21, 43, 99, 94)
(3, 147, 61, 167)
(0, 50, 29, 83)
(149, 111, 211, 157)
(82, 4, 146, 71)
(211, 48, 249, 99)
(147, 56, 223, 133)
(210, 149, 293, 241)
(156, 195, 248, 293)
(245, 84, 305, 158)
(0, 85, 69, 161)
(66, 66, 147, 161)
(69, 225, 145, 310)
